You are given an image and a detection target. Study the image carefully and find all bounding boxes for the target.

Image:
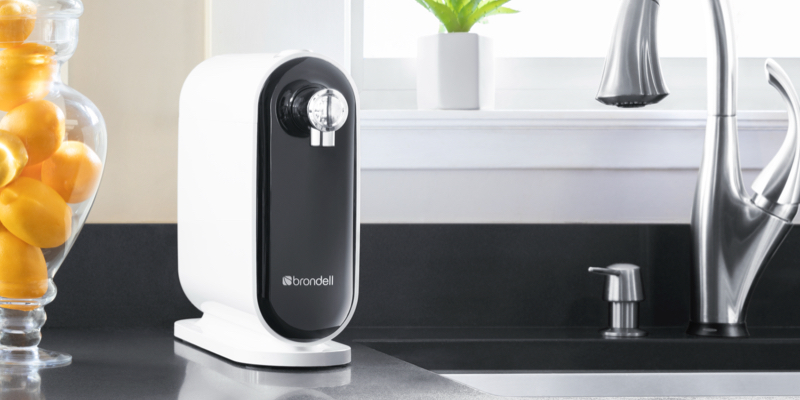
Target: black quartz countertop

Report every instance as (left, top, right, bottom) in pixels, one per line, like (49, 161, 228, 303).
(17, 327, 800, 400)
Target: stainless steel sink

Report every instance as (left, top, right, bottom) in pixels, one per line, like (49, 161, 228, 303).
(359, 329, 800, 397)
(441, 372, 800, 397)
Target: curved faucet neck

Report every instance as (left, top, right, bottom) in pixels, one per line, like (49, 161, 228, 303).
(708, 0, 737, 117)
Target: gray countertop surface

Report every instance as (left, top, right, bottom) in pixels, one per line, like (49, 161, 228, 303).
(11, 327, 794, 400)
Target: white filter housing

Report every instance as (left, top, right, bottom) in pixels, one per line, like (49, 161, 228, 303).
(176, 51, 360, 367)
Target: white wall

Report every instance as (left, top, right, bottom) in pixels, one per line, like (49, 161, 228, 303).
(359, 110, 788, 224)
(71, 0, 204, 223)
(67, 1, 798, 224)
(74, 0, 353, 223)
(208, 0, 350, 70)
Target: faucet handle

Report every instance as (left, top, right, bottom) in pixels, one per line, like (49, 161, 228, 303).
(588, 264, 644, 302)
(751, 59, 800, 220)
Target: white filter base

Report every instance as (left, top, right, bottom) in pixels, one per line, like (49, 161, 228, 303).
(175, 317, 350, 367)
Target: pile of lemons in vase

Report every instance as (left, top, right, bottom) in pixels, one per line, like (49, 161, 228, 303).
(0, 0, 102, 309)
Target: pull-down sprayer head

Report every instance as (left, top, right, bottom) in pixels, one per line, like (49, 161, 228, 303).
(596, 0, 668, 107)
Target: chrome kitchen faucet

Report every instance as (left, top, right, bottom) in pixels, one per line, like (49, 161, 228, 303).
(597, 0, 800, 337)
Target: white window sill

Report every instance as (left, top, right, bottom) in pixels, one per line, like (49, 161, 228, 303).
(360, 109, 790, 171)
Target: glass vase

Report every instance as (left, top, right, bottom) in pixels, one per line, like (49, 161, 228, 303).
(0, 0, 106, 367)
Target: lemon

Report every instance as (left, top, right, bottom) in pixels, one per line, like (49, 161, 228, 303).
(18, 161, 39, 180)
(0, 129, 26, 187)
(0, 99, 64, 164)
(42, 141, 102, 203)
(0, 223, 47, 310)
(0, 43, 55, 111)
(0, 0, 35, 48)
(0, 177, 71, 248)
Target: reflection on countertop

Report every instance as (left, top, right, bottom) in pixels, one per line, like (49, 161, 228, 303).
(28, 328, 489, 400)
(174, 341, 348, 400)
(0, 366, 43, 400)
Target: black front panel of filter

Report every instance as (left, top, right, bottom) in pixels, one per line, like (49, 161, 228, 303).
(256, 57, 357, 342)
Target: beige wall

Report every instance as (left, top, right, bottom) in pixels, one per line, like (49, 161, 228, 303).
(70, 0, 204, 223)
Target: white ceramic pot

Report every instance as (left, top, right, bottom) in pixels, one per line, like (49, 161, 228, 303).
(416, 33, 495, 110)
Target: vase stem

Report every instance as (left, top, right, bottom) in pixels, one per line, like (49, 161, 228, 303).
(0, 307, 45, 348)
(0, 302, 70, 367)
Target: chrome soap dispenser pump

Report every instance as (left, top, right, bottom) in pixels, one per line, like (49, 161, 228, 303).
(176, 50, 360, 367)
(589, 264, 647, 338)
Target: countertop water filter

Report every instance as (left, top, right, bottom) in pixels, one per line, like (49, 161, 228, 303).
(175, 51, 359, 367)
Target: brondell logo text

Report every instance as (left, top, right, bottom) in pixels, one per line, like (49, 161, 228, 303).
(282, 275, 334, 287)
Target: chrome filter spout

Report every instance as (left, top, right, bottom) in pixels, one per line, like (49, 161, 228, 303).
(596, 0, 668, 107)
(597, 0, 800, 337)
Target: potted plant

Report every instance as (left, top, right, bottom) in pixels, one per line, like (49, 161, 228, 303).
(414, 0, 518, 110)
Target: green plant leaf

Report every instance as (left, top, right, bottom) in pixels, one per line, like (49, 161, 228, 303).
(453, 0, 472, 12)
(463, 0, 511, 31)
(414, 0, 431, 11)
(445, 0, 472, 30)
(416, 0, 517, 33)
(445, 0, 470, 13)
(451, 0, 480, 31)
(482, 6, 518, 19)
(415, 0, 462, 32)
(414, 0, 442, 11)
(486, 6, 518, 15)
(477, 6, 518, 24)
(458, 0, 481, 19)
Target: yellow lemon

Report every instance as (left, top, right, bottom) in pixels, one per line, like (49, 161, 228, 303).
(0, 0, 36, 48)
(0, 99, 64, 164)
(19, 161, 39, 180)
(42, 141, 102, 203)
(0, 129, 26, 187)
(0, 43, 55, 111)
(0, 223, 47, 310)
(0, 177, 71, 248)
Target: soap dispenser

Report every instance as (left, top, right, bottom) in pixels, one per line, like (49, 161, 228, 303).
(176, 51, 359, 367)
